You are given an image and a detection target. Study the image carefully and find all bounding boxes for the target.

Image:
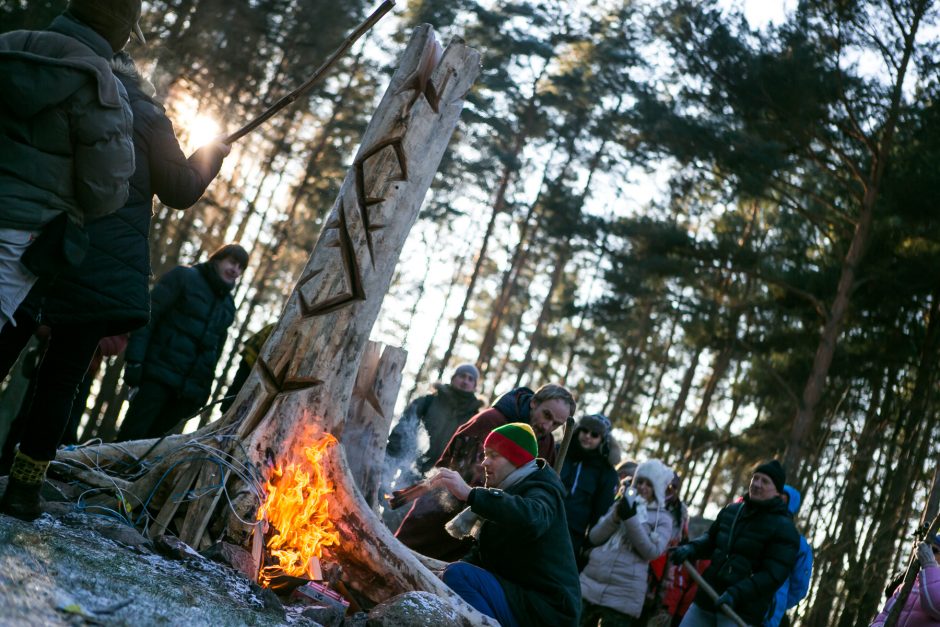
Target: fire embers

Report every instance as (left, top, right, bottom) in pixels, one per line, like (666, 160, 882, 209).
(256, 433, 340, 588)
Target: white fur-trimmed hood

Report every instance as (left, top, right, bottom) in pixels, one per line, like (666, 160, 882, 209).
(633, 458, 673, 506)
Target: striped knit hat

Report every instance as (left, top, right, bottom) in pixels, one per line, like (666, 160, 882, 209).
(483, 423, 538, 467)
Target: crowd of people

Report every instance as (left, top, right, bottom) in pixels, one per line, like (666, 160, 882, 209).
(0, 4, 936, 627)
(387, 373, 816, 626)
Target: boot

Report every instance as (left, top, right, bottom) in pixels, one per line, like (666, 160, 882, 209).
(0, 449, 49, 521)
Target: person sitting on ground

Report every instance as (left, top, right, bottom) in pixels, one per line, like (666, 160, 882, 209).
(670, 460, 800, 627)
(386, 363, 484, 474)
(580, 458, 675, 626)
(395, 383, 575, 561)
(871, 535, 940, 627)
(560, 412, 620, 567)
(764, 485, 813, 627)
(434, 422, 581, 627)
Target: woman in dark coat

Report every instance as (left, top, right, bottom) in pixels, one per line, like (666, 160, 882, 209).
(560, 413, 620, 567)
(0, 51, 230, 521)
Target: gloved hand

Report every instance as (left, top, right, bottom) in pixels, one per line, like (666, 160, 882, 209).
(124, 362, 143, 387)
(616, 495, 637, 520)
(669, 544, 696, 565)
(918, 541, 938, 568)
(715, 591, 735, 609)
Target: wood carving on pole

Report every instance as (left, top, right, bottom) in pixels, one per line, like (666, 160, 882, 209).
(52, 25, 487, 621)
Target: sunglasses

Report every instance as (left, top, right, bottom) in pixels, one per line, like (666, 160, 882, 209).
(579, 429, 602, 438)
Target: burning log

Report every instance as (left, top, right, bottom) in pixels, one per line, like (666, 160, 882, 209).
(54, 23, 489, 623)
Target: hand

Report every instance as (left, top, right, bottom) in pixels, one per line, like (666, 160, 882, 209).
(124, 362, 142, 387)
(616, 495, 637, 520)
(918, 541, 938, 568)
(210, 139, 232, 158)
(669, 544, 696, 565)
(429, 468, 471, 501)
(715, 591, 735, 609)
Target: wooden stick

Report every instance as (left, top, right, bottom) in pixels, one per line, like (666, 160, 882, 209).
(681, 560, 750, 627)
(223, 0, 395, 144)
(553, 416, 576, 474)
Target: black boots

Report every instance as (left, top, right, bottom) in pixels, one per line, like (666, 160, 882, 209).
(0, 449, 49, 521)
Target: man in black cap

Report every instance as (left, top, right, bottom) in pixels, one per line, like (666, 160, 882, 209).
(670, 460, 799, 626)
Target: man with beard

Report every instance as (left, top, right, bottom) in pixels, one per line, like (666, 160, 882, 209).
(435, 423, 581, 627)
(116, 243, 248, 441)
(670, 460, 800, 627)
(395, 383, 576, 561)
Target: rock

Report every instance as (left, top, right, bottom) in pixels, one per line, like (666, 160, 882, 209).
(154, 534, 204, 561)
(301, 605, 344, 627)
(202, 541, 258, 579)
(344, 611, 368, 627)
(366, 591, 462, 626)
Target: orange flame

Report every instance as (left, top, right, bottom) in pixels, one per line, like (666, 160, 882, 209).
(257, 433, 340, 587)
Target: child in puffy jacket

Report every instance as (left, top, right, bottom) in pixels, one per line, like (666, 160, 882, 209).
(579, 458, 675, 626)
(871, 536, 940, 627)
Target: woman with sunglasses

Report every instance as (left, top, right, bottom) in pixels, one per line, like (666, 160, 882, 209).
(559, 413, 621, 569)
(871, 535, 940, 626)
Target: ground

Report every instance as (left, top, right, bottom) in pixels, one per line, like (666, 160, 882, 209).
(0, 503, 320, 627)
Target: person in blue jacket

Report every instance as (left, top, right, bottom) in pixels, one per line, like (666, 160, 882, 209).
(764, 484, 813, 627)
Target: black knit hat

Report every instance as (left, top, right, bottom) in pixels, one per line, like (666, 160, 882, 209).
(209, 243, 249, 269)
(576, 413, 611, 437)
(68, 0, 144, 52)
(753, 459, 786, 494)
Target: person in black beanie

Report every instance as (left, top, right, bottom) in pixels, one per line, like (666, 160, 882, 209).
(116, 243, 248, 441)
(669, 459, 799, 626)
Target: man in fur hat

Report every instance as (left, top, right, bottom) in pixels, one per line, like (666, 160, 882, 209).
(434, 422, 581, 627)
(0, 0, 141, 333)
(670, 459, 800, 626)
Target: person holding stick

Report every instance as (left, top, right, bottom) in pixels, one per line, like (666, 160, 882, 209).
(870, 535, 940, 627)
(669, 460, 799, 627)
(435, 422, 581, 626)
(394, 383, 576, 561)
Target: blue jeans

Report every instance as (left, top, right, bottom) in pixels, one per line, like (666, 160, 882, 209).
(443, 562, 520, 627)
(679, 603, 740, 627)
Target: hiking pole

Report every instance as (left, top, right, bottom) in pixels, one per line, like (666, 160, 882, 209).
(681, 561, 750, 627)
(553, 416, 576, 474)
(223, 0, 395, 144)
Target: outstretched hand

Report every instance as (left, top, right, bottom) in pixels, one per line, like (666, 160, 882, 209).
(429, 468, 471, 502)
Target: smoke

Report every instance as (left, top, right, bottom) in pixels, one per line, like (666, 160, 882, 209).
(380, 404, 430, 530)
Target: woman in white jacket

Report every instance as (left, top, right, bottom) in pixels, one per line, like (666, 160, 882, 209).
(580, 458, 675, 626)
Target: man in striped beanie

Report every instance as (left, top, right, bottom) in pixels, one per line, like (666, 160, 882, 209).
(433, 423, 581, 626)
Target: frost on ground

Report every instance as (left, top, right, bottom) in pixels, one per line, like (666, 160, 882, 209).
(0, 507, 320, 627)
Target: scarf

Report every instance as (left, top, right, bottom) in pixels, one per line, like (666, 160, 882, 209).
(445, 459, 540, 540)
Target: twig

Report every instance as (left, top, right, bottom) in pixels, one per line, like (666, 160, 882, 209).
(224, 0, 395, 143)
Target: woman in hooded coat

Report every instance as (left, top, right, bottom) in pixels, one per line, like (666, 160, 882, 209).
(560, 413, 620, 567)
(579, 458, 675, 626)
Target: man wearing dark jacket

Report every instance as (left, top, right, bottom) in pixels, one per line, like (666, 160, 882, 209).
(434, 422, 581, 627)
(117, 243, 248, 441)
(0, 0, 140, 521)
(395, 383, 576, 561)
(671, 460, 800, 626)
(0, 0, 138, 332)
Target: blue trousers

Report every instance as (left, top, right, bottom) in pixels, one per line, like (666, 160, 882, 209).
(443, 562, 520, 627)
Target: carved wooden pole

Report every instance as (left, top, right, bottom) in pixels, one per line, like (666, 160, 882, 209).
(54, 26, 485, 621)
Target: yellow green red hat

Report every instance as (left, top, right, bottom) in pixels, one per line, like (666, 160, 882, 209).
(483, 422, 538, 466)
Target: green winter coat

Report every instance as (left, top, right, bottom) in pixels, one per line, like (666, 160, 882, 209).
(464, 461, 582, 626)
(0, 12, 134, 231)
